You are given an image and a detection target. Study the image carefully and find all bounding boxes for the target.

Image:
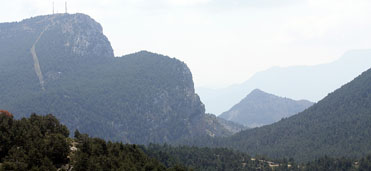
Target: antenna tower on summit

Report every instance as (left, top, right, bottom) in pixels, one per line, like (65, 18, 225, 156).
(65, 1, 68, 14)
(52, 1, 55, 14)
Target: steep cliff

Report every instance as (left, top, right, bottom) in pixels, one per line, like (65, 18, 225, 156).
(0, 14, 230, 144)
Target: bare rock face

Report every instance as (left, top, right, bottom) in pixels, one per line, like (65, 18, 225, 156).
(21, 13, 114, 59)
(5, 14, 114, 88)
(56, 13, 114, 58)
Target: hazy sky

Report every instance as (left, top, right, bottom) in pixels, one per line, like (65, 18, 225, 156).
(1, 0, 371, 88)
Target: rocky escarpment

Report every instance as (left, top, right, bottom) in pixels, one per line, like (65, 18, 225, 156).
(0, 13, 114, 91)
(0, 14, 230, 144)
(21, 13, 113, 59)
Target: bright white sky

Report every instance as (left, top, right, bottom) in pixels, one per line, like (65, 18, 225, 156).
(1, 0, 371, 88)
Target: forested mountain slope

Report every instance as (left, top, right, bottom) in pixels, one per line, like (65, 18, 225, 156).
(3, 113, 371, 170)
(219, 89, 313, 127)
(213, 67, 371, 161)
(0, 13, 230, 144)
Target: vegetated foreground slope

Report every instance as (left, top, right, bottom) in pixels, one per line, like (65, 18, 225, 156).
(143, 144, 274, 171)
(0, 13, 230, 144)
(219, 89, 313, 128)
(3, 113, 371, 170)
(0, 113, 286, 171)
(0, 113, 177, 170)
(214, 67, 371, 161)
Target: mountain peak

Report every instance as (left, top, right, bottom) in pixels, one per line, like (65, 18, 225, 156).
(136, 50, 156, 55)
(20, 13, 113, 59)
(219, 89, 313, 127)
(249, 88, 266, 95)
(246, 89, 274, 100)
(22, 13, 103, 33)
(0, 13, 114, 91)
(251, 88, 263, 93)
(129, 50, 166, 58)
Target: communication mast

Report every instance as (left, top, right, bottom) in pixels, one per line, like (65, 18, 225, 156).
(65, 1, 68, 14)
(52, 1, 55, 14)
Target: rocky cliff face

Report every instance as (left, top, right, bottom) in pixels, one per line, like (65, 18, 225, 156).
(1, 13, 113, 91)
(0, 14, 230, 144)
(21, 13, 113, 58)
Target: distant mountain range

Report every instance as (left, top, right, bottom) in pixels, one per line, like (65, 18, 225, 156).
(197, 49, 371, 114)
(190, 67, 371, 162)
(219, 89, 313, 127)
(0, 13, 231, 144)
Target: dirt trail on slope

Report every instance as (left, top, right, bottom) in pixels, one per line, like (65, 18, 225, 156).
(30, 33, 46, 91)
(30, 16, 56, 91)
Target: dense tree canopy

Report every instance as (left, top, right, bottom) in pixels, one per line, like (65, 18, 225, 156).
(143, 144, 275, 171)
(2, 114, 371, 171)
(0, 113, 70, 170)
(0, 114, 180, 170)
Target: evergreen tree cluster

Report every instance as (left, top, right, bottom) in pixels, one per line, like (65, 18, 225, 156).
(0, 113, 70, 170)
(143, 144, 272, 171)
(2, 113, 371, 171)
(301, 155, 371, 171)
(0, 113, 183, 171)
(72, 131, 181, 171)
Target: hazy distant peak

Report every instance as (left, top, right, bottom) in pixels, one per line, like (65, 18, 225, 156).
(245, 89, 275, 99)
(219, 89, 313, 127)
(243, 88, 310, 104)
(250, 88, 264, 93)
(249, 88, 267, 95)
